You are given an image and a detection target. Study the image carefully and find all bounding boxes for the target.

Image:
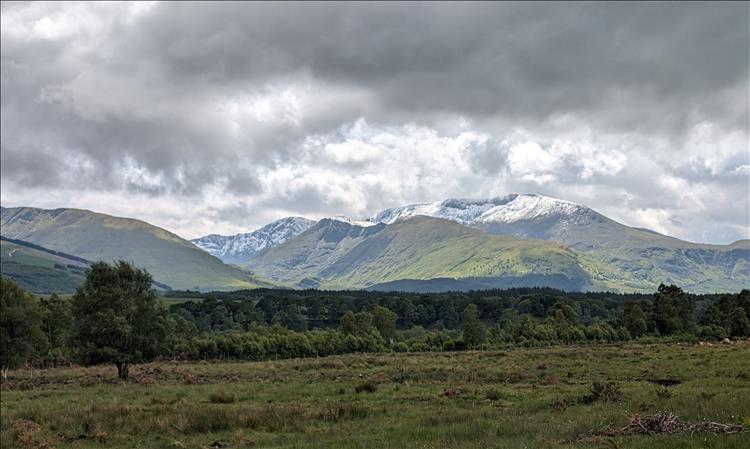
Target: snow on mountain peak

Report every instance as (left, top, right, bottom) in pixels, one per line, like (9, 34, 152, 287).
(192, 216, 314, 263)
(326, 215, 380, 227)
(368, 194, 586, 226)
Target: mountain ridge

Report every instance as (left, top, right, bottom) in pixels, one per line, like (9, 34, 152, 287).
(192, 216, 315, 264)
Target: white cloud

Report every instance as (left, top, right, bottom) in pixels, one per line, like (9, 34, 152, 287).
(507, 139, 627, 184)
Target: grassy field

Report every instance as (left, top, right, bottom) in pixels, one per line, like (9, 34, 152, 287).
(1, 343, 749, 449)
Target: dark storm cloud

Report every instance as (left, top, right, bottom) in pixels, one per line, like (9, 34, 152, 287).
(119, 2, 747, 128)
(0, 1, 747, 242)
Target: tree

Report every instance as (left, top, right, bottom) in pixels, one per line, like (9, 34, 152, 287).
(280, 303, 308, 331)
(622, 302, 648, 338)
(0, 278, 47, 380)
(72, 261, 170, 379)
(340, 310, 356, 335)
(652, 284, 691, 335)
(461, 303, 486, 347)
(39, 293, 73, 360)
(372, 305, 398, 341)
(730, 307, 750, 337)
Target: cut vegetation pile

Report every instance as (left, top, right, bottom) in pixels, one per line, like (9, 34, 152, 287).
(609, 412, 747, 436)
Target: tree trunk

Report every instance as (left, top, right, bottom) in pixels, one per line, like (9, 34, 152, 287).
(1, 368, 8, 382)
(116, 362, 129, 379)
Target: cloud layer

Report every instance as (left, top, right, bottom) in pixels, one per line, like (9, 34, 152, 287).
(1, 2, 748, 243)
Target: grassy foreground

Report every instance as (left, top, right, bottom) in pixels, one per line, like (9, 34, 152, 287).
(1, 343, 749, 449)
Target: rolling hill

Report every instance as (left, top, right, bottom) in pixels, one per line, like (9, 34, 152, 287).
(0, 207, 269, 291)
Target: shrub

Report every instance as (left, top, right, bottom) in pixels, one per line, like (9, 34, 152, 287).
(656, 387, 672, 399)
(393, 342, 409, 353)
(485, 388, 503, 401)
(354, 380, 378, 393)
(589, 381, 623, 402)
(208, 392, 236, 404)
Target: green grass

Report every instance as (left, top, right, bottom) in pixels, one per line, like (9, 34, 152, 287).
(2, 343, 749, 448)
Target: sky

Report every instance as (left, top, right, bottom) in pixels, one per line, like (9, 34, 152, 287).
(1, 2, 748, 243)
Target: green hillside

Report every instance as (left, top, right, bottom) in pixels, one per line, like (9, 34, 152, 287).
(250, 216, 749, 293)
(249, 217, 596, 290)
(0, 207, 269, 291)
(0, 237, 89, 293)
(478, 208, 750, 293)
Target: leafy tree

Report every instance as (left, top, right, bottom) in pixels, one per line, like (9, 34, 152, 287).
(39, 293, 73, 361)
(399, 299, 419, 328)
(280, 303, 308, 331)
(211, 305, 233, 331)
(340, 310, 356, 335)
(72, 261, 170, 379)
(730, 307, 750, 337)
(461, 303, 486, 347)
(372, 305, 398, 341)
(652, 284, 692, 335)
(0, 278, 47, 380)
(622, 302, 648, 338)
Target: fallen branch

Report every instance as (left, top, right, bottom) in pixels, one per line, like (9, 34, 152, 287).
(578, 412, 747, 441)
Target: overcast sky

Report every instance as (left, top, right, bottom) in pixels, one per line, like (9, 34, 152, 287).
(1, 2, 748, 243)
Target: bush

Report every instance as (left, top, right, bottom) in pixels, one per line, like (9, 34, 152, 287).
(485, 388, 503, 401)
(589, 381, 623, 402)
(393, 342, 409, 353)
(354, 380, 378, 394)
(656, 387, 672, 399)
(208, 392, 236, 404)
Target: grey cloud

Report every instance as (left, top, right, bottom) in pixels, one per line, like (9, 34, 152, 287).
(0, 2, 747, 243)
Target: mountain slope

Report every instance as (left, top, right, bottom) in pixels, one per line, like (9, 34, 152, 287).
(367, 194, 749, 293)
(0, 207, 268, 291)
(192, 217, 314, 264)
(1, 236, 90, 293)
(248, 216, 594, 290)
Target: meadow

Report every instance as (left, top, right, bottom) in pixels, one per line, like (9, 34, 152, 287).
(1, 342, 749, 449)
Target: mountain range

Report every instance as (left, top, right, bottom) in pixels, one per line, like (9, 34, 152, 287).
(1, 194, 748, 294)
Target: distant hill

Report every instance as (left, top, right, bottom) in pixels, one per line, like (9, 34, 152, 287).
(0, 207, 269, 291)
(248, 216, 596, 290)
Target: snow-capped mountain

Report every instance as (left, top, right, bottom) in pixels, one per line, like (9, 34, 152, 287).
(327, 215, 380, 228)
(366, 193, 661, 249)
(192, 217, 315, 264)
(368, 194, 594, 234)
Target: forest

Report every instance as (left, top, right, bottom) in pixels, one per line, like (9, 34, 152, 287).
(2, 260, 749, 379)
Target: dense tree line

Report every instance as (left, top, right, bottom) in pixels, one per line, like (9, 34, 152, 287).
(1, 263, 748, 379)
(167, 285, 747, 341)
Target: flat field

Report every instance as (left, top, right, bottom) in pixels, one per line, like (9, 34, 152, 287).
(1, 343, 749, 449)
